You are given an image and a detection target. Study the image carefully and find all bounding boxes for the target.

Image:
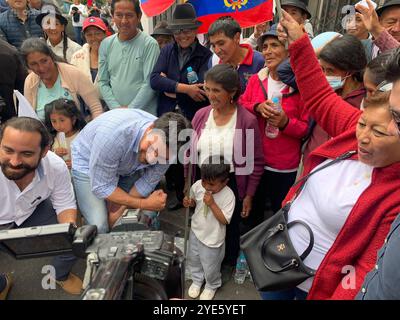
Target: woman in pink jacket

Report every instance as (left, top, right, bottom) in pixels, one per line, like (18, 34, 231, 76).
(239, 24, 309, 230)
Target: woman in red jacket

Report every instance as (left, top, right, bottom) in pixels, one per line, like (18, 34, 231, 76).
(239, 24, 309, 231)
(257, 11, 400, 300)
(303, 34, 367, 163)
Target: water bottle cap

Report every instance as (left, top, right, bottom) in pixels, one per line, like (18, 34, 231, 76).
(187, 67, 193, 72)
(271, 97, 280, 104)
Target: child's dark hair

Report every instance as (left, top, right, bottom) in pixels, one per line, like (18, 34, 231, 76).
(44, 99, 86, 138)
(200, 155, 230, 182)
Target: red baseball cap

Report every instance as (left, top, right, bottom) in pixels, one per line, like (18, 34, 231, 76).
(83, 17, 107, 32)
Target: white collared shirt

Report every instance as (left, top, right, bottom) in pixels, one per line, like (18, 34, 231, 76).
(47, 38, 82, 63)
(0, 151, 77, 226)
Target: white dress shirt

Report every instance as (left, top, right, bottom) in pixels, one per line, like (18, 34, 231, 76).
(0, 151, 77, 226)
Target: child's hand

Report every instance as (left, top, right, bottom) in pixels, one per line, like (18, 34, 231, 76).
(65, 160, 72, 169)
(55, 147, 68, 157)
(183, 196, 195, 208)
(203, 191, 215, 207)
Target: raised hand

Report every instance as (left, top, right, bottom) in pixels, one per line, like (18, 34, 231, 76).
(277, 9, 306, 45)
(355, 0, 384, 38)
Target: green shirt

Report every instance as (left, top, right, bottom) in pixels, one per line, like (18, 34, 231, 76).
(98, 30, 160, 115)
(36, 75, 73, 121)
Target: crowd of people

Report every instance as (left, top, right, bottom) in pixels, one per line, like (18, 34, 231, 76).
(0, 0, 400, 301)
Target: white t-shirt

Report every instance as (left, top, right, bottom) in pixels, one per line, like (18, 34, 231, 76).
(197, 109, 237, 172)
(68, 4, 87, 27)
(190, 180, 235, 248)
(0, 151, 77, 226)
(267, 74, 286, 100)
(287, 159, 373, 292)
(52, 131, 79, 162)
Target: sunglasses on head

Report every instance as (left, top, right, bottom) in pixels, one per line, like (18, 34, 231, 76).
(377, 80, 393, 92)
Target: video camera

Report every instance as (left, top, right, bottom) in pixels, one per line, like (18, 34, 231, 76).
(0, 209, 184, 300)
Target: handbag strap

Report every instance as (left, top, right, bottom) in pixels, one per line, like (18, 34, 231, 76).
(287, 220, 314, 260)
(258, 77, 268, 100)
(291, 150, 357, 200)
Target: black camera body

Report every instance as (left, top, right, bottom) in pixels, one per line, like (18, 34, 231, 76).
(78, 229, 184, 300)
(0, 211, 185, 300)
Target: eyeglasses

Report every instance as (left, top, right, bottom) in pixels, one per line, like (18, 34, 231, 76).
(172, 29, 196, 36)
(390, 108, 400, 136)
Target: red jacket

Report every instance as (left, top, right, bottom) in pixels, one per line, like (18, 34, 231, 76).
(239, 68, 309, 170)
(303, 86, 366, 162)
(285, 34, 400, 300)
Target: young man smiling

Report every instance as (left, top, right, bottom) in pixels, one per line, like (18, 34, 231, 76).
(98, 0, 159, 115)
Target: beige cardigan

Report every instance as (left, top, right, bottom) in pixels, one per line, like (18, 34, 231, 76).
(24, 62, 103, 118)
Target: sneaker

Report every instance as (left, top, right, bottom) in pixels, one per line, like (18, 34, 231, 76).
(0, 273, 13, 300)
(56, 273, 83, 295)
(200, 288, 216, 300)
(188, 283, 201, 299)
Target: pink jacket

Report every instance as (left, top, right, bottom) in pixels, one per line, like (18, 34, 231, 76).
(239, 67, 309, 171)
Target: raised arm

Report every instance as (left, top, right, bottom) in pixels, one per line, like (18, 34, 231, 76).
(278, 10, 362, 138)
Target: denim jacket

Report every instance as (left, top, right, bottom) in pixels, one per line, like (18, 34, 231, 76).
(356, 213, 400, 300)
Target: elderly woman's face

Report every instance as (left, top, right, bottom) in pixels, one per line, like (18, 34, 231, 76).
(356, 105, 400, 168)
(84, 26, 106, 49)
(262, 37, 288, 72)
(26, 51, 56, 81)
(204, 79, 234, 110)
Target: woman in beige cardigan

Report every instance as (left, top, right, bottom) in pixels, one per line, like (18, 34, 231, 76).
(21, 38, 103, 121)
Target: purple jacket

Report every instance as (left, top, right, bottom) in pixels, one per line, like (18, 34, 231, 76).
(187, 105, 264, 200)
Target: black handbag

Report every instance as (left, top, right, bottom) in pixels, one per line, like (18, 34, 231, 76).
(240, 151, 356, 292)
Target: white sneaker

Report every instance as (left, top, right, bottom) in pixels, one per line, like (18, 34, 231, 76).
(188, 283, 201, 299)
(199, 288, 216, 300)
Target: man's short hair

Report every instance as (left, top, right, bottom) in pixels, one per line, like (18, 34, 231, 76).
(111, 0, 141, 16)
(200, 155, 230, 182)
(153, 112, 192, 152)
(0, 117, 51, 151)
(208, 16, 241, 38)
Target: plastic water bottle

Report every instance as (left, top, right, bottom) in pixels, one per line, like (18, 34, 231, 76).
(265, 94, 283, 139)
(234, 251, 248, 285)
(187, 67, 198, 84)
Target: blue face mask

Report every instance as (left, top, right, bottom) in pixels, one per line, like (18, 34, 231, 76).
(326, 76, 344, 90)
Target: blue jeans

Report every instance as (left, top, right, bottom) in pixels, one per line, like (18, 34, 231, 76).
(73, 26, 83, 45)
(260, 288, 308, 300)
(71, 169, 140, 234)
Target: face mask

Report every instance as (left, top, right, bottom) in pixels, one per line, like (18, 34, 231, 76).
(326, 75, 344, 90)
(326, 74, 352, 90)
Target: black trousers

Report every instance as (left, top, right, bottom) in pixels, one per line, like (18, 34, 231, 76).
(0, 199, 77, 281)
(223, 172, 243, 267)
(247, 169, 297, 230)
(165, 163, 185, 202)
